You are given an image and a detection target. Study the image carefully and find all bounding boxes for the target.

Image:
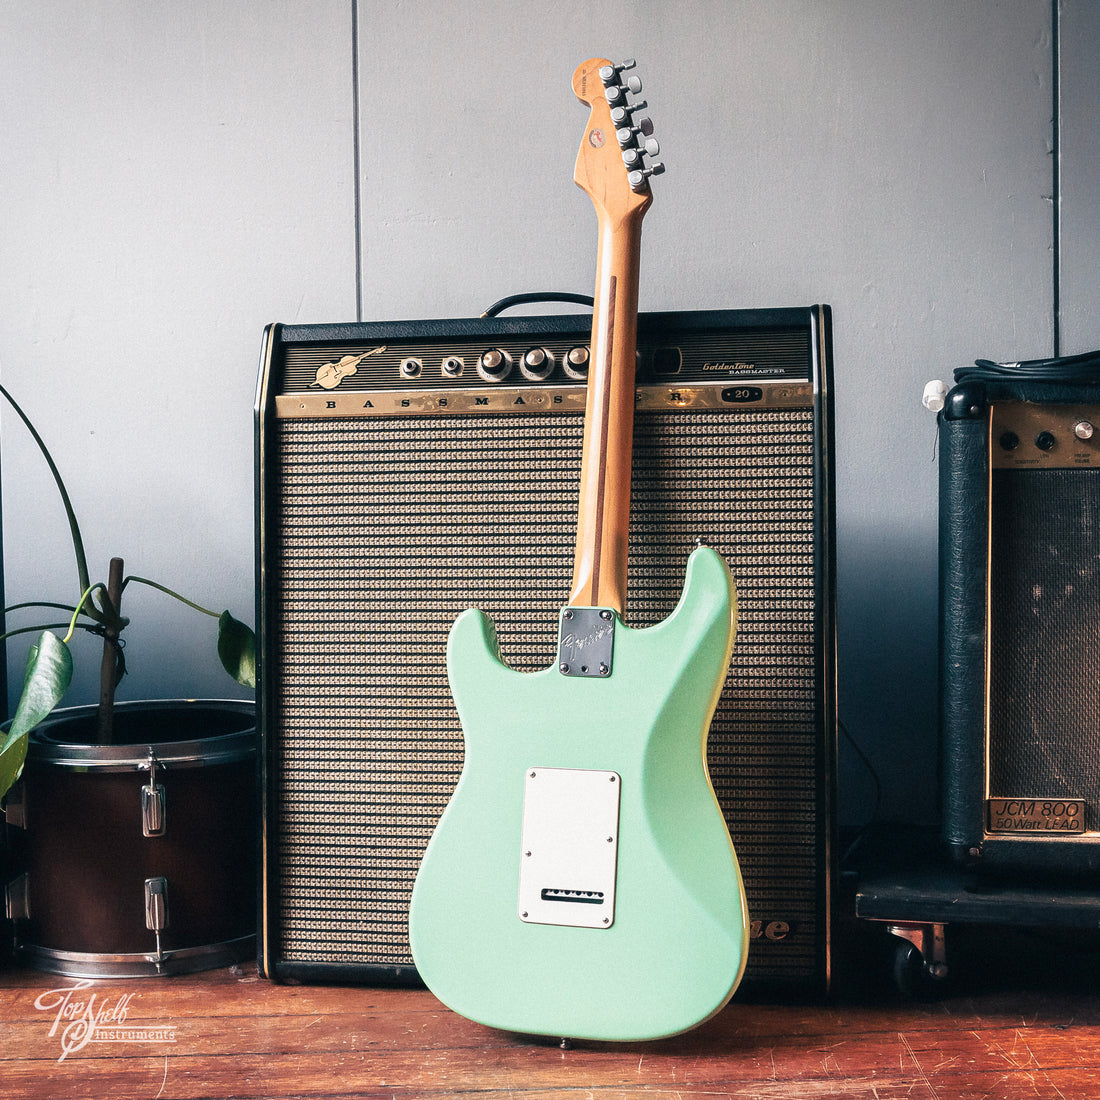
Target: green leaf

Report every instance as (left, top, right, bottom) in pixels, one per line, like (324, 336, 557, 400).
(0, 384, 92, 597)
(217, 611, 256, 689)
(0, 631, 74, 800)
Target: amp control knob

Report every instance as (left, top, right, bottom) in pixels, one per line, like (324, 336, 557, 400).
(563, 346, 589, 379)
(1075, 420, 1096, 440)
(520, 347, 554, 381)
(477, 348, 513, 382)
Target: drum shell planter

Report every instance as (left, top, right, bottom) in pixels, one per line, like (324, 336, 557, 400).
(10, 699, 256, 978)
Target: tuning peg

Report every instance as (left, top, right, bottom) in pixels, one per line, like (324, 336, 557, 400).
(609, 101, 648, 126)
(606, 76, 643, 103)
(616, 117, 654, 144)
(621, 136, 660, 169)
(627, 162, 665, 192)
(599, 59, 636, 86)
(603, 74, 643, 105)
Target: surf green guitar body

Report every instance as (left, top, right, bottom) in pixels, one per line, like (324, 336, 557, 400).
(408, 545, 748, 1041)
(410, 57, 749, 1042)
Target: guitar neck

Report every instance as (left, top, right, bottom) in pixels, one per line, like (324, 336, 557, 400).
(567, 56, 660, 615)
(567, 204, 648, 613)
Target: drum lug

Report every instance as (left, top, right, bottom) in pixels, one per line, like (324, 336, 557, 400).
(144, 875, 170, 972)
(141, 752, 167, 837)
(145, 876, 169, 932)
(5, 872, 30, 921)
(3, 780, 26, 829)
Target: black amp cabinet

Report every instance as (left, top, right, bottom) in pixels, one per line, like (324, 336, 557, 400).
(255, 306, 836, 997)
(940, 373, 1100, 876)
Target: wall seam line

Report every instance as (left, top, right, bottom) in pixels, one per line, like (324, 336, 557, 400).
(352, 0, 364, 323)
(1052, 0, 1062, 357)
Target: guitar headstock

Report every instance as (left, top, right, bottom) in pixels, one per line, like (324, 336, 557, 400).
(572, 57, 663, 216)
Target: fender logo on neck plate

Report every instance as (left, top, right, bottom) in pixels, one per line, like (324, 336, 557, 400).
(558, 607, 615, 677)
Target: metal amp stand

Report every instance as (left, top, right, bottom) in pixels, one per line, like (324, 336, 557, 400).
(853, 828, 1100, 997)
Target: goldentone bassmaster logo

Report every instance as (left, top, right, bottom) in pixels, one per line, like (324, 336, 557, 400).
(309, 346, 387, 390)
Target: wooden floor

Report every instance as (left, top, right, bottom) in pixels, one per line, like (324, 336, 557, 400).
(5, 920, 1100, 1100)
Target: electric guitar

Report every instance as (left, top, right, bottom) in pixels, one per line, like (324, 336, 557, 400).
(408, 57, 748, 1042)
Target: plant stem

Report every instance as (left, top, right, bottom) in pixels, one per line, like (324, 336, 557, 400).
(0, 622, 77, 644)
(96, 557, 124, 745)
(4, 601, 79, 615)
(122, 575, 221, 617)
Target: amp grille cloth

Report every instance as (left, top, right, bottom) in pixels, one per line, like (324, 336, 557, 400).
(269, 406, 824, 984)
(989, 467, 1100, 828)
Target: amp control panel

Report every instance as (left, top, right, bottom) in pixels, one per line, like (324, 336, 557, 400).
(261, 307, 830, 421)
(991, 403, 1100, 470)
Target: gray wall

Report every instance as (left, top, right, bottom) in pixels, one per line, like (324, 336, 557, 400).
(1, 1, 1095, 827)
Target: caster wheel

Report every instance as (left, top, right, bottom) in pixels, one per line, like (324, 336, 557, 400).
(891, 939, 948, 1000)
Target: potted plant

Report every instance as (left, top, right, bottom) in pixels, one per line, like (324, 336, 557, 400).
(0, 384, 257, 977)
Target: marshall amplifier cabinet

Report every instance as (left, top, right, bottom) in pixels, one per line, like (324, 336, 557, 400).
(940, 361, 1100, 876)
(255, 305, 836, 997)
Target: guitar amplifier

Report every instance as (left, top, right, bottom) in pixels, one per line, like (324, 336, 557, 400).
(940, 372, 1100, 875)
(255, 305, 836, 998)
